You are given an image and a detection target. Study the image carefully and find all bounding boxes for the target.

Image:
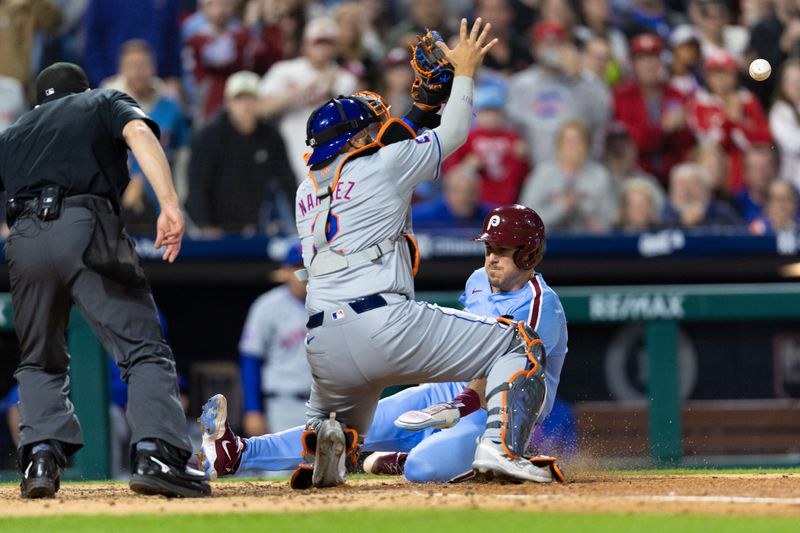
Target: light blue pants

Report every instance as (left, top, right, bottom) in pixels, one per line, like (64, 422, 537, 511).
(238, 381, 482, 482)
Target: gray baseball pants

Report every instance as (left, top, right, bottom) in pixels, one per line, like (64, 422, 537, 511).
(5, 200, 192, 458)
(304, 295, 529, 442)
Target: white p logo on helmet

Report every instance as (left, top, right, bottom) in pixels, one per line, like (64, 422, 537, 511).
(487, 215, 501, 230)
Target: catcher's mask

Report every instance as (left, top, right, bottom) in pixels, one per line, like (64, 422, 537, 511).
(305, 96, 381, 166)
(475, 204, 546, 271)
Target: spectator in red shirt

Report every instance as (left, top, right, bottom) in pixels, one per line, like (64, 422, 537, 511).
(687, 49, 772, 192)
(183, 0, 251, 123)
(442, 84, 529, 207)
(241, 0, 285, 76)
(613, 33, 696, 185)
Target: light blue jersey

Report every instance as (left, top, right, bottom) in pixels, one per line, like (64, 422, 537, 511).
(460, 268, 568, 422)
(238, 268, 568, 481)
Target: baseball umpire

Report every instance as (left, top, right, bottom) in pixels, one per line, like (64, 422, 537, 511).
(0, 63, 209, 499)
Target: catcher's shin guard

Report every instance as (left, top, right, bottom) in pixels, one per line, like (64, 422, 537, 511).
(291, 413, 359, 489)
(487, 318, 548, 459)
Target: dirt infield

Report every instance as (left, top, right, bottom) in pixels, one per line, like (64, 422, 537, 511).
(2, 473, 800, 517)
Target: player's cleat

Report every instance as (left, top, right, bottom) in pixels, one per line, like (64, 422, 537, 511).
(363, 452, 408, 476)
(394, 402, 461, 431)
(20, 444, 62, 499)
(312, 412, 347, 488)
(471, 439, 553, 483)
(129, 439, 211, 498)
(197, 394, 246, 480)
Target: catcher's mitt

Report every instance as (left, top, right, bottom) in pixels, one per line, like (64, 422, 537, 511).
(409, 29, 454, 110)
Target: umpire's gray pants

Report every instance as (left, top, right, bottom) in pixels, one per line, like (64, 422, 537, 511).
(305, 296, 529, 442)
(5, 204, 192, 457)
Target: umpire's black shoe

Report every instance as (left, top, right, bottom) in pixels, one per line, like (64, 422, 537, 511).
(20, 443, 63, 499)
(129, 439, 211, 498)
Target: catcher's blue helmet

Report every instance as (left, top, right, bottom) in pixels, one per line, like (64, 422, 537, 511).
(305, 96, 378, 166)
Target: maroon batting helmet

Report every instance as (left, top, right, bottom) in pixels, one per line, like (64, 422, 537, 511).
(474, 205, 546, 270)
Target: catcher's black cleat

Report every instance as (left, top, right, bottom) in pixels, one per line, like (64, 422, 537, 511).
(20, 443, 63, 499)
(129, 439, 211, 498)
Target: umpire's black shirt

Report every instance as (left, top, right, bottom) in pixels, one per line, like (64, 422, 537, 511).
(0, 89, 159, 208)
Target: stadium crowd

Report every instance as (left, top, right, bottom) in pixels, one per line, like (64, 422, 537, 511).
(2, 0, 800, 236)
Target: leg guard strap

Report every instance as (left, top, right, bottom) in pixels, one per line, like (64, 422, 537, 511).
(300, 426, 360, 466)
(530, 456, 567, 483)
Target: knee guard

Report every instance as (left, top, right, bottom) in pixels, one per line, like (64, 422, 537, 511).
(290, 419, 360, 490)
(486, 318, 547, 460)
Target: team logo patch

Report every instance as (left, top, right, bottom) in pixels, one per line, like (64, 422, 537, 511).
(488, 215, 501, 229)
(331, 309, 345, 321)
(414, 133, 431, 144)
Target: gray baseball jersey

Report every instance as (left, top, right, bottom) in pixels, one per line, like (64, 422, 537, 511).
(295, 130, 442, 313)
(239, 285, 311, 431)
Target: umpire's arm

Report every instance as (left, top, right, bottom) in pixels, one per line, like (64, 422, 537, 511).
(123, 119, 185, 263)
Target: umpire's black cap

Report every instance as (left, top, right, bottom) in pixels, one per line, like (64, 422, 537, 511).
(35, 62, 90, 105)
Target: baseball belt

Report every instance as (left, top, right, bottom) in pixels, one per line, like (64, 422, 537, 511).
(306, 293, 396, 329)
(6, 193, 114, 227)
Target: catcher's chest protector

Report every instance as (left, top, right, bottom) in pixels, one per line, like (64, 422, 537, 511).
(297, 118, 421, 281)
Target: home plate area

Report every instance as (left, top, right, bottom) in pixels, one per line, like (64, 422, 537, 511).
(2, 472, 799, 518)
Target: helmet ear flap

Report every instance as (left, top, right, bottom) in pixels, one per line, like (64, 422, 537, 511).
(513, 240, 543, 271)
(512, 246, 530, 270)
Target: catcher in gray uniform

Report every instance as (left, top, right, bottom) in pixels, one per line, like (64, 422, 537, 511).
(293, 19, 552, 488)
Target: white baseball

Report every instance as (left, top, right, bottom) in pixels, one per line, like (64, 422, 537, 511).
(749, 59, 771, 81)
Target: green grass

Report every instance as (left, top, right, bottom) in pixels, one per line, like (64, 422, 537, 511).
(1, 510, 798, 533)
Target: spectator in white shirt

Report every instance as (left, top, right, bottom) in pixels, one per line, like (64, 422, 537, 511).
(258, 17, 358, 183)
(770, 58, 800, 189)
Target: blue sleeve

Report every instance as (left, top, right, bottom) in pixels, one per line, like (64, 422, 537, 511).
(240, 353, 263, 412)
(536, 294, 568, 421)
